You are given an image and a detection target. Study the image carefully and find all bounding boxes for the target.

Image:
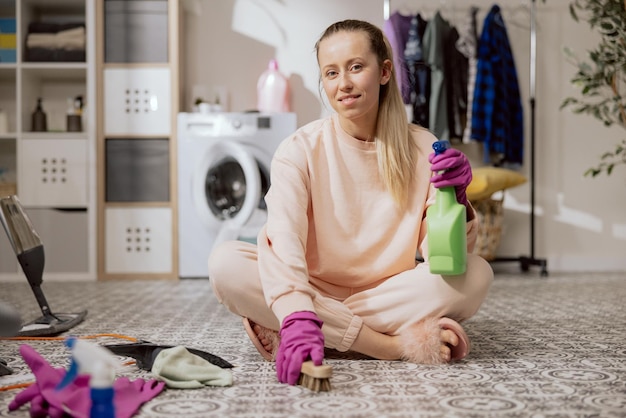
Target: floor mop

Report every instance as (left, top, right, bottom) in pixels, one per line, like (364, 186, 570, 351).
(0, 195, 87, 339)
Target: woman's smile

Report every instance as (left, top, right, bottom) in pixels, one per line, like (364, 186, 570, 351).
(338, 94, 361, 105)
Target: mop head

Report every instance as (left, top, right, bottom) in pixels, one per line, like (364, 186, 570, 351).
(18, 311, 87, 337)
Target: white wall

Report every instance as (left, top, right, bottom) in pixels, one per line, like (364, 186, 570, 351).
(181, 0, 626, 273)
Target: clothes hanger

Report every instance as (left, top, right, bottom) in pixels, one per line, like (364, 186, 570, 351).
(434, 0, 459, 25)
(394, 1, 417, 17)
(505, 4, 533, 30)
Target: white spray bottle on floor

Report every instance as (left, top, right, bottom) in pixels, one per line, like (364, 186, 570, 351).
(57, 336, 120, 418)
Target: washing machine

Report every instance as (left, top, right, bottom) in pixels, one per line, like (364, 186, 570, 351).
(177, 112, 297, 278)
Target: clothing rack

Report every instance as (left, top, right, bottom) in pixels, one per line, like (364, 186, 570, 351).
(384, 0, 548, 276)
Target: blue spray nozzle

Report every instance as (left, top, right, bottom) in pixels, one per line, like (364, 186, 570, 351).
(432, 140, 451, 156)
(56, 336, 119, 392)
(56, 336, 79, 390)
(57, 358, 79, 391)
(65, 336, 78, 349)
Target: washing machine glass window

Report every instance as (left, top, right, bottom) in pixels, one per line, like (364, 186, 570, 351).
(206, 156, 269, 220)
(192, 140, 262, 230)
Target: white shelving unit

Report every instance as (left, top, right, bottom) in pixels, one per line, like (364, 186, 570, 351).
(96, 0, 179, 280)
(0, 0, 96, 281)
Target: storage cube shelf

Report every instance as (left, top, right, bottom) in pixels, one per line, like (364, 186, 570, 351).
(21, 66, 87, 133)
(0, 0, 96, 281)
(105, 138, 170, 202)
(18, 138, 88, 207)
(0, 0, 179, 280)
(98, 0, 179, 279)
(104, 207, 173, 274)
(104, 0, 168, 63)
(27, 207, 89, 273)
(103, 67, 172, 136)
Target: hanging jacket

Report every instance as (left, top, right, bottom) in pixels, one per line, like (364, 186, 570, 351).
(384, 12, 414, 104)
(423, 11, 452, 141)
(471, 5, 524, 164)
(444, 26, 468, 141)
(456, 6, 480, 144)
(404, 14, 430, 127)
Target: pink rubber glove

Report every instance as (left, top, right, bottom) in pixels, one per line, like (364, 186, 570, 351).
(429, 147, 472, 206)
(113, 377, 165, 418)
(9, 344, 91, 418)
(9, 344, 165, 418)
(275, 311, 324, 385)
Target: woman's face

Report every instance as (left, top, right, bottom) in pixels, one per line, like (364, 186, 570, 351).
(317, 31, 391, 133)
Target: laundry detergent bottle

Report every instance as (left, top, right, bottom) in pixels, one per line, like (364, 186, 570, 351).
(257, 59, 291, 113)
(426, 140, 467, 275)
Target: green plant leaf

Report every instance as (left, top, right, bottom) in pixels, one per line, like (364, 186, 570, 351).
(563, 0, 626, 177)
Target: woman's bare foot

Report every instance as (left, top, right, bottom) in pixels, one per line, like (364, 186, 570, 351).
(439, 328, 460, 362)
(398, 317, 469, 364)
(242, 318, 280, 361)
(253, 322, 277, 354)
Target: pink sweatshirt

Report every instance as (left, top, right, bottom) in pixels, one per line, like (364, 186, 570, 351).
(257, 114, 477, 323)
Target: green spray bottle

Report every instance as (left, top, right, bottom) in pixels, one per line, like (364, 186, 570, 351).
(426, 140, 467, 275)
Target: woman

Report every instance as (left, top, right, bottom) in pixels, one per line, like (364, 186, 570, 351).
(208, 19, 493, 386)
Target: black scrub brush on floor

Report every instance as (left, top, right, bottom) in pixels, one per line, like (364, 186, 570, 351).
(0, 195, 87, 337)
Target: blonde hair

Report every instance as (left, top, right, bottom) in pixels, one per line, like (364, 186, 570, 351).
(315, 19, 416, 208)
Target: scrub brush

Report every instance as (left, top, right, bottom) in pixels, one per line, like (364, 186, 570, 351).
(298, 361, 332, 392)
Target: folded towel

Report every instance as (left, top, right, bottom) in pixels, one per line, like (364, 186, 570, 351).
(151, 346, 233, 389)
(27, 26, 85, 50)
(56, 26, 85, 39)
(26, 33, 57, 49)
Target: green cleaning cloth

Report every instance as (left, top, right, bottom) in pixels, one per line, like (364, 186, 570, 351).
(151, 346, 233, 389)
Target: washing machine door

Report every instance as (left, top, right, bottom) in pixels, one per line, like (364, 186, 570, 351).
(192, 140, 262, 234)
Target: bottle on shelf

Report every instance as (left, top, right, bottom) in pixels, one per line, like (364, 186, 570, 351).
(31, 98, 47, 132)
(66, 95, 83, 132)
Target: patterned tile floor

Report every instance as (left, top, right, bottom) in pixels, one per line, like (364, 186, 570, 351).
(1, 272, 625, 417)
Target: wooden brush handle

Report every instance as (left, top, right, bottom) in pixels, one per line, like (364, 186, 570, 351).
(301, 361, 332, 378)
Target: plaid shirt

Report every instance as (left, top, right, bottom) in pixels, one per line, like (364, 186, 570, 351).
(471, 5, 524, 165)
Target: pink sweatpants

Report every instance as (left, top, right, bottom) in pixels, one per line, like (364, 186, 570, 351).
(208, 240, 493, 353)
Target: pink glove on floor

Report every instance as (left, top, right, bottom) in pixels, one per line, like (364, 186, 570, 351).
(9, 344, 165, 418)
(429, 147, 472, 207)
(275, 311, 324, 385)
(9, 344, 91, 418)
(113, 376, 165, 418)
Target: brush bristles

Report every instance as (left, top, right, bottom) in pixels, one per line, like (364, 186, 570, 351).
(298, 373, 331, 392)
(298, 361, 332, 392)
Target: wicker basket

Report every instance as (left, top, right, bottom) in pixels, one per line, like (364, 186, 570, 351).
(0, 182, 16, 197)
(473, 196, 504, 261)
